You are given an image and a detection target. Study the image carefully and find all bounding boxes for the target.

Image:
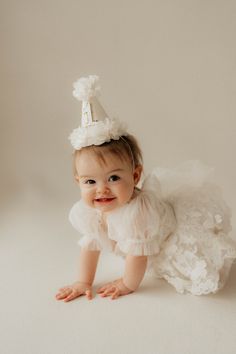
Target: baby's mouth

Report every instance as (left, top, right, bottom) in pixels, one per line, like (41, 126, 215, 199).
(95, 197, 116, 203)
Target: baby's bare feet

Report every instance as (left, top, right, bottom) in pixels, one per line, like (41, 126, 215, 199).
(55, 281, 93, 302)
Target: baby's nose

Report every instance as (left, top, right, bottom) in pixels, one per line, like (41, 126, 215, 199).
(97, 182, 110, 194)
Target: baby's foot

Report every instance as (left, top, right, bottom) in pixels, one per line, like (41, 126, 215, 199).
(55, 281, 93, 302)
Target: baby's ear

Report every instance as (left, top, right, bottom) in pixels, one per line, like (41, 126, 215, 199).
(133, 165, 143, 185)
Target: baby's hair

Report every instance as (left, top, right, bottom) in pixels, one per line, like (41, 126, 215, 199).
(73, 134, 143, 178)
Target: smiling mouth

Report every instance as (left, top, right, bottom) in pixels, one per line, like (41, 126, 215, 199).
(95, 197, 116, 203)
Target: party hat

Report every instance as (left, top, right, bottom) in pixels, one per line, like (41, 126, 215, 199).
(69, 75, 127, 150)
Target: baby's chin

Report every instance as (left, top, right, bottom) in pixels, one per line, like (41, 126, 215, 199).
(95, 206, 117, 213)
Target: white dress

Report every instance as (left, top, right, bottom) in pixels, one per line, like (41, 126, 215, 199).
(69, 160, 236, 295)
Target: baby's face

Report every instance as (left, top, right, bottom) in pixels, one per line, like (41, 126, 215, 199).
(75, 150, 142, 213)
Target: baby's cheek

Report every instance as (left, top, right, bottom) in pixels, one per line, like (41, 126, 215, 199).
(117, 183, 134, 202)
(81, 190, 93, 205)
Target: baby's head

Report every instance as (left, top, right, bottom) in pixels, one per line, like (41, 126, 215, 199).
(73, 134, 143, 213)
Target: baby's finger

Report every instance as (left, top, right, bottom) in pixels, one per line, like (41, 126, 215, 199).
(58, 286, 69, 291)
(85, 289, 93, 300)
(64, 289, 82, 302)
(97, 283, 112, 293)
(56, 288, 72, 300)
(100, 286, 116, 297)
(97, 286, 107, 293)
(111, 289, 120, 300)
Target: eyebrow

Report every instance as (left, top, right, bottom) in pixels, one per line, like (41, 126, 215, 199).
(79, 168, 124, 178)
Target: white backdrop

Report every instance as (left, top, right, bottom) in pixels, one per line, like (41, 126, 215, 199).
(1, 0, 236, 214)
(1, 1, 236, 354)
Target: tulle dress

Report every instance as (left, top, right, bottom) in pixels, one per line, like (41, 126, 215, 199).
(69, 160, 236, 295)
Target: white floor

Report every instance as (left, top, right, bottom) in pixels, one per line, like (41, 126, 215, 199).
(1, 191, 236, 354)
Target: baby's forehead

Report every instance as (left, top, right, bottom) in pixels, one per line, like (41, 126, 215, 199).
(75, 148, 130, 171)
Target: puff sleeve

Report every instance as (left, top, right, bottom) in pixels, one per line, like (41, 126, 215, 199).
(69, 200, 103, 251)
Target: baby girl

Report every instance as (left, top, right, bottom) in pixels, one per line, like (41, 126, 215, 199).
(55, 75, 236, 302)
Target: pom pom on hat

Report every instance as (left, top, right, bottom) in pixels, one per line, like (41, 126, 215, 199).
(72, 75, 101, 101)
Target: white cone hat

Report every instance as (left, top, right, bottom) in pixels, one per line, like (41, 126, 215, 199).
(69, 75, 128, 150)
(81, 96, 108, 127)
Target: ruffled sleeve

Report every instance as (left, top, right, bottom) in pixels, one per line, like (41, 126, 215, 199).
(107, 175, 177, 256)
(69, 200, 103, 251)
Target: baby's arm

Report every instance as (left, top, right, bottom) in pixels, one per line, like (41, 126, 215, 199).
(55, 248, 100, 302)
(123, 254, 147, 291)
(78, 248, 101, 285)
(97, 255, 147, 300)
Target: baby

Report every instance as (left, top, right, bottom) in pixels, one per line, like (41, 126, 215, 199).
(55, 75, 236, 301)
(56, 135, 148, 301)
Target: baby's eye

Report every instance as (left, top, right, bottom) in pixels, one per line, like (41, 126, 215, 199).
(84, 179, 96, 185)
(108, 175, 120, 182)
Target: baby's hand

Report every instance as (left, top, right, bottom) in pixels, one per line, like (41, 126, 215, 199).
(96, 278, 134, 300)
(55, 281, 93, 302)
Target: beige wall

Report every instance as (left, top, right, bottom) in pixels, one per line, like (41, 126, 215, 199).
(1, 0, 236, 214)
